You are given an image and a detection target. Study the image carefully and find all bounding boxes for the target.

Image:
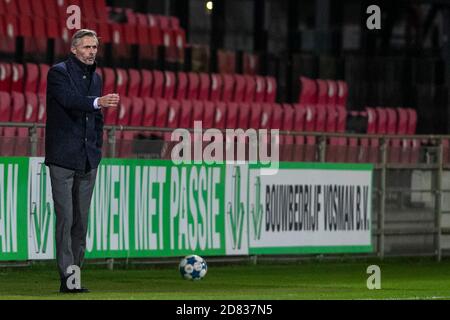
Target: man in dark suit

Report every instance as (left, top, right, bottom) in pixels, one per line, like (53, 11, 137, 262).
(45, 29, 119, 293)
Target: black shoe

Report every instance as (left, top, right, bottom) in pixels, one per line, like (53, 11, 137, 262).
(59, 277, 90, 294)
(76, 287, 90, 293)
(59, 279, 78, 294)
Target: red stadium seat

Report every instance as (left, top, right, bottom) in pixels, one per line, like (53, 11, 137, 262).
(102, 67, 116, 94)
(127, 69, 141, 98)
(147, 14, 162, 47)
(396, 108, 409, 163)
(178, 99, 192, 129)
(280, 104, 295, 161)
(0, 62, 12, 92)
(191, 100, 204, 128)
(175, 72, 188, 100)
(152, 71, 164, 98)
(0, 92, 11, 136)
(270, 103, 283, 130)
(140, 70, 153, 97)
(334, 107, 348, 163)
(165, 99, 182, 141)
(225, 102, 239, 129)
(95, 0, 108, 21)
(115, 68, 129, 96)
(97, 22, 111, 43)
(0, 91, 16, 156)
(11, 64, 24, 93)
(198, 73, 210, 101)
(237, 102, 250, 129)
(254, 76, 266, 103)
(6, 93, 26, 155)
(244, 75, 256, 103)
(386, 108, 397, 135)
(314, 104, 327, 133)
(304, 105, 316, 161)
(316, 79, 328, 105)
(116, 96, 132, 137)
(46, 18, 60, 39)
(81, 0, 99, 22)
(24, 92, 39, 123)
(249, 102, 262, 130)
(376, 108, 388, 135)
(157, 15, 170, 29)
(25, 63, 39, 93)
(326, 80, 338, 107)
(233, 74, 246, 103)
(269, 103, 283, 159)
(142, 97, 157, 128)
(407, 108, 419, 163)
(0, 16, 18, 56)
(265, 77, 277, 103)
(221, 74, 234, 102)
(361, 107, 377, 163)
(337, 80, 348, 108)
(187, 72, 200, 100)
(37, 93, 46, 139)
(366, 107, 386, 163)
(38, 64, 50, 95)
(128, 97, 144, 128)
(163, 71, 176, 100)
(30, 0, 48, 17)
(18, 0, 35, 15)
(214, 102, 227, 129)
(4, 0, 19, 15)
(110, 23, 131, 61)
(260, 103, 273, 131)
(154, 98, 168, 127)
(292, 103, 306, 161)
(116, 97, 133, 157)
(210, 73, 223, 102)
(386, 108, 399, 163)
(325, 105, 338, 162)
(202, 101, 215, 129)
(42, 0, 59, 20)
(299, 76, 317, 105)
(103, 102, 118, 127)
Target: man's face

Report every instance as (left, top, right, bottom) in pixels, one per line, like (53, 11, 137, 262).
(71, 36, 98, 65)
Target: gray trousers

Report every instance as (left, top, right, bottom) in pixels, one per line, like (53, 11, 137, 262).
(48, 164, 97, 279)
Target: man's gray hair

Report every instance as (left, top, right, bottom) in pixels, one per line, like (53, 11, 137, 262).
(71, 29, 99, 48)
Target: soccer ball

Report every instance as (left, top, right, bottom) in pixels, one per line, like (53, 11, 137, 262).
(179, 255, 207, 280)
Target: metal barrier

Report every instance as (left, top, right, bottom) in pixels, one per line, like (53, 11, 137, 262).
(1, 122, 450, 261)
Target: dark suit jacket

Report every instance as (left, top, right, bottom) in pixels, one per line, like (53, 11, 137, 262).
(45, 55, 104, 171)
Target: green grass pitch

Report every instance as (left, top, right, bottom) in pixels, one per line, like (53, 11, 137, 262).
(1, 257, 450, 300)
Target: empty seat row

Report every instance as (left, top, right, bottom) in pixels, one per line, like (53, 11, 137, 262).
(299, 76, 349, 109)
(345, 107, 419, 164)
(0, 91, 434, 164)
(0, 2, 186, 49)
(0, 62, 49, 94)
(0, 61, 277, 103)
(0, 0, 108, 21)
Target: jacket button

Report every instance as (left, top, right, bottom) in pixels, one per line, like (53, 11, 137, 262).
(85, 138, 88, 142)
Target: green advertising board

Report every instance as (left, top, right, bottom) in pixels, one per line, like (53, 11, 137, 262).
(0, 157, 373, 262)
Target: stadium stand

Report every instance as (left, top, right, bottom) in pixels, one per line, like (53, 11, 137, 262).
(0, 0, 426, 166)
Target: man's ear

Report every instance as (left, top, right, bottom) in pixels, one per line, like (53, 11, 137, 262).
(70, 47, 77, 55)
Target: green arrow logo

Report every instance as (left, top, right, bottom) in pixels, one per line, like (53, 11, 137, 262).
(226, 166, 245, 250)
(30, 162, 53, 254)
(250, 176, 263, 240)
